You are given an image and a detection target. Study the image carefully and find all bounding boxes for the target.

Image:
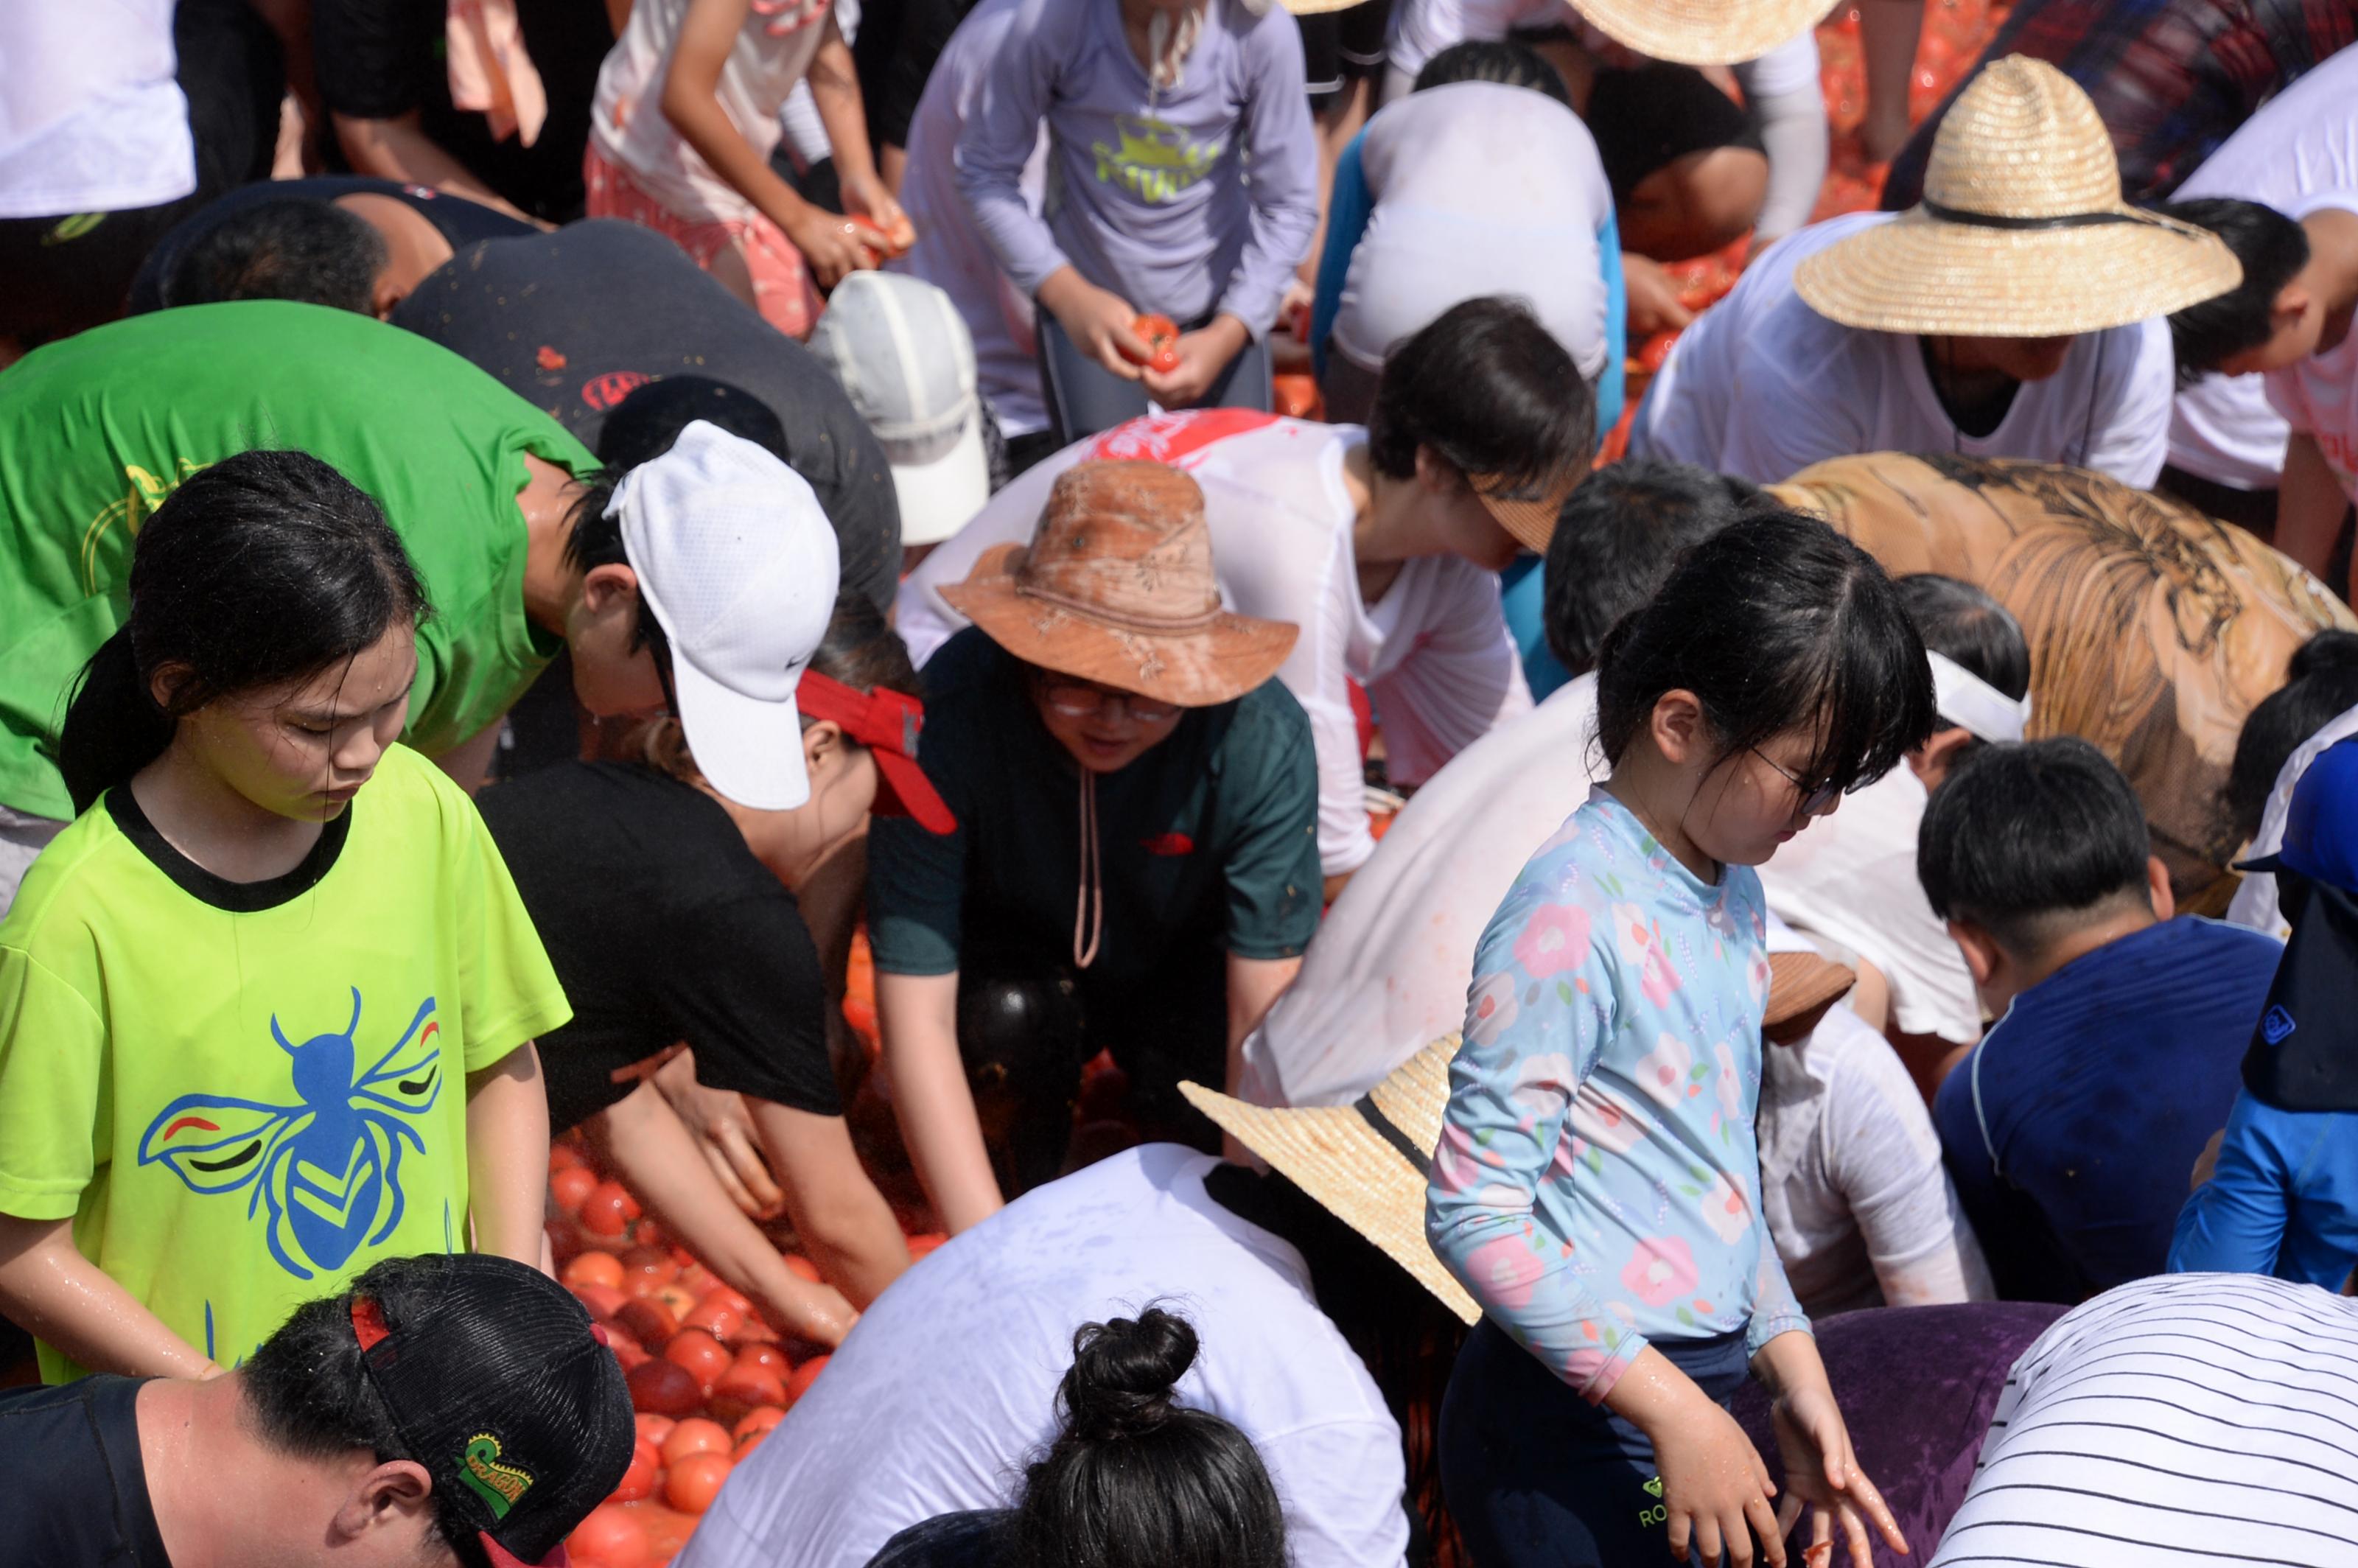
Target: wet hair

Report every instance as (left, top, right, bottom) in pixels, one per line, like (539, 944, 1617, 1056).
(1412, 39, 1572, 108)
(596, 376, 793, 473)
(1542, 458, 1768, 675)
(1001, 1309, 1287, 1568)
(1917, 737, 2152, 955)
(2225, 629, 2358, 843)
(2156, 198, 2312, 384)
(1366, 298, 1594, 495)
(1896, 573, 2030, 757)
(1592, 511, 1936, 796)
(56, 449, 430, 816)
(244, 1256, 493, 1568)
(161, 198, 389, 313)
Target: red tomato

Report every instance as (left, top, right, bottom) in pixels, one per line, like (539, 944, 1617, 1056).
(634, 1413, 677, 1446)
(660, 1417, 733, 1467)
(782, 1356, 828, 1407)
(654, 1284, 699, 1320)
(579, 1181, 640, 1239)
(610, 1437, 661, 1503)
(1637, 332, 1679, 374)
(570, 1282, 629, 1321)
(626, 1357, 705, 1418)
(732, 1405, 786, 1455)
(550, 1165, 601, 1216)
(780, 1253, 822, 1284)
(545, 1215, 586, 1269)
(550, 1142, 590, 1174)
(567, 1504, 651, 1568)
(664, 1329, 732, 1396)
(632, 1217, 670, 1252)
(676, 1263, 718, 1298)
(905, 1233, 948, 1261)
(620, 1247, 678, 1298)
(679, 1298, 743, 1343)
(564, 1250, 626, 1291)
(847, 212, 914, 261)
(709, 1364, 788, 1424)
(1124, 313, 1182, 375)
(609, 1337, 650, 1372)
(665, 1452, 734, 1515)
(732, 1343, 794, 1379)
(616, 1298, 680, 1354)
(699, 1284, 756, 1319)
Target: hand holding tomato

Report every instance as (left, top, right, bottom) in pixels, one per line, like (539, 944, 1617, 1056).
(782, 207, 876, 290)
(1141, 314, 1250, 409)
(1038, 267, 1150, 378)
(1127, 314, 1182, 375)
(839, 170, 913, 259)
(1623, 251, 1697, 340)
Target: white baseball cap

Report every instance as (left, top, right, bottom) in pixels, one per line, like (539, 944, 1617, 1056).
(609, 421, 840, 811)
(807, 270, 990, 546)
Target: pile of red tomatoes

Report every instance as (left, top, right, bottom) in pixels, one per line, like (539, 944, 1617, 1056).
(546, 1142, 942, 1567)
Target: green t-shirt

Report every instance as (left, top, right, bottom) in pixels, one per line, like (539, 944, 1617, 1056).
(0, 300, 595, 821)
(0, 745, 572, 1381)
(867, 628, 1323, 982)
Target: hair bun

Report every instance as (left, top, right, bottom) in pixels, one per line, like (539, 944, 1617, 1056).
(1060, 1308, 1198, 1443)
(2292, 630, 2358, 683)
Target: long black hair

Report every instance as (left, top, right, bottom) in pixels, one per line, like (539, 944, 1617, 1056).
(1002, 1308, 1289, 1568)
(1594, 511, 1935, 797)
(55, 449, 430, 814)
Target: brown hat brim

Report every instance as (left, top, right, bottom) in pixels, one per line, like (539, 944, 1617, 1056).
(942, 543, 1299, 709)
(1794, 207, 2243, 338)
(1476, 470, 1581, 554)
(1764, 951, 1858, 1032)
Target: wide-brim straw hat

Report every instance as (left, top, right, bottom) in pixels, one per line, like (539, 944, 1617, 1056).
(941, 461, 1298, 709)
(1579, 0, 1833, 66)
(1794, 56, 2242, 338)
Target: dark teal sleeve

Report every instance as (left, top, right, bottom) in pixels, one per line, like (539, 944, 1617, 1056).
(1219, 686, 1323, 960)
(864, 643, 983, 977)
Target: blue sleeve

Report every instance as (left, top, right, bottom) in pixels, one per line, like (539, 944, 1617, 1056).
(2171, 1092, 2352, 1288)
(1594, 208, 1625, 444)
(1310, 130, 1372, 381)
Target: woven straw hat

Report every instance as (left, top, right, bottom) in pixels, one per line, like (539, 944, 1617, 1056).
(942, 461, 1298, 708)
(1182, 1037, 1481, 1324)
(1578, 0, 1832, 66)
(1794, 56, 2242, 337)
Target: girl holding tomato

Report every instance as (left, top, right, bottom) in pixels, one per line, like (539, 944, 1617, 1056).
(956, 0, 1320, 442)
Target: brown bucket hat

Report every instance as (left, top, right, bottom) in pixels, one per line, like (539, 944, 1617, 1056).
(941, 461, 1299, 708)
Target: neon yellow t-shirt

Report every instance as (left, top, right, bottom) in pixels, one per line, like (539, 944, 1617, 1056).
(0, 746, 571, 1381)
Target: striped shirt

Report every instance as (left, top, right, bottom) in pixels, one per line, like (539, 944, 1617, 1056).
(1929, 1273, 2358, 1566)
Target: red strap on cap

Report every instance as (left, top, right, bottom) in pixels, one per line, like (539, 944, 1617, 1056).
(350, 1296, 392, 1352)
(798, 671, 922, 760)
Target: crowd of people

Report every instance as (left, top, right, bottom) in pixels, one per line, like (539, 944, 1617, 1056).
(12, 0, 2358, 1564)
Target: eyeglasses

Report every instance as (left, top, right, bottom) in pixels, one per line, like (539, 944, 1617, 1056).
(1037, 678, 1179, 724)
(1749, 746, 1842, 816)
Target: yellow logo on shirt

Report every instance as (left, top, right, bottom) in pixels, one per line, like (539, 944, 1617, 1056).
(1091, 116, 1225, 204)
(80, 458, 209, 595)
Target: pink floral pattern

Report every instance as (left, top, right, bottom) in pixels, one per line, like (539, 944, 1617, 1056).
(1427, 786, 1811, 1404)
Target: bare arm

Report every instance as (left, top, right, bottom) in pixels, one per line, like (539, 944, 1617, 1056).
(659, 0, 871, 286)
(1225, 954, 1299, 1093)
(466, 1045, 552, 1269)
(2278, 432, 2351, 589)
(877, 969, 1004, 1233)
(0, 1215, 217, 1378)
(332, 109, 541, 223)
(591, 1082, 859, 1343)
(746, 1098, 909, 1306)
(806, 15, 906, 237)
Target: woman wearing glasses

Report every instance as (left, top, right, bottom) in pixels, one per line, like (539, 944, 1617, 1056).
(864, 461, 1320, 1232)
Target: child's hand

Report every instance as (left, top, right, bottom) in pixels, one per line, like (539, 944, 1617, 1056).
(1769, 1382, 1909, 1565)
(785, 208, 879, 290)
(1650, 1396, 1787, 1568)
(1141, 315, 1249, 408)
(839, 171, 914, 256)
(1039, 269, 1151, 378)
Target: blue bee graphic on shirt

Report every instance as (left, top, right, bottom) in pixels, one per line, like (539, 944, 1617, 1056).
(139, 990, 441, 1281)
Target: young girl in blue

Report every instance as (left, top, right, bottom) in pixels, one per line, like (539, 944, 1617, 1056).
(1429, 513, 1933, 1568)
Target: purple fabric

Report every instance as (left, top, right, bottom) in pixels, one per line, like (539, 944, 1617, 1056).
(1730, 1302, 2067, 1567)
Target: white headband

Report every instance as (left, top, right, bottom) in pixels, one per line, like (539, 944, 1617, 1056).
(1927, 650, 2032, 745)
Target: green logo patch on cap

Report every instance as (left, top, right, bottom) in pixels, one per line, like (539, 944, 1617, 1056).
(458, 1433, 535, 1518)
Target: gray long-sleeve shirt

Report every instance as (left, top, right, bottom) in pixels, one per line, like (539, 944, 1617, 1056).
(954, 0, 1319, 336)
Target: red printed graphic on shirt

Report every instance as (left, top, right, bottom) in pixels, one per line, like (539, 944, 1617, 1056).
(1140, 833, 1195, 856)
(1085, 409, 1284, 469)
(581, 370, 652, 411)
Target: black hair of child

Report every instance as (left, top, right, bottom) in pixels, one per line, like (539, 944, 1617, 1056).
(1592, 509, 1937, 797)
(1002, 1308, 1289, 1568)
(2156, 198, 2312, 385)
(162, 197, 389, 314)
(56, 449, 430, 816)
(1413, 39, 1574, 108)
(1366, 298, 1595, 497)
(1917, 737, 2152, 954)
(2225, 629, 2358, 844)
(1895, 572, 2030, 753)
(1542, 458, 1770, 676)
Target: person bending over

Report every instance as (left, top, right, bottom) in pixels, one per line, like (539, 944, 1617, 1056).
(2225, 631, 2358, 937)
(1920, 738, 2281, 1301)
(869, 462, 1318, 1232)
(0, 1253, 634, 1568)
(1630, 58, 2238, 490)
(865, 1309, 1287, 1567)
(477, 430, 949, 1344)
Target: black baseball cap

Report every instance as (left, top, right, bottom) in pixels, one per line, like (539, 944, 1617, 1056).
(347, 1253, 636, 1567)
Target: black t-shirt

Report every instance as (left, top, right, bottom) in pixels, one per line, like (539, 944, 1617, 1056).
(127, 175, 535, 314)
(862, 0, 979, 151)
(312, 0, 612, 221)
(391, 220, 903, 614)
(475, 762, 839, 1132)
(0, 1376, 170, 1568)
